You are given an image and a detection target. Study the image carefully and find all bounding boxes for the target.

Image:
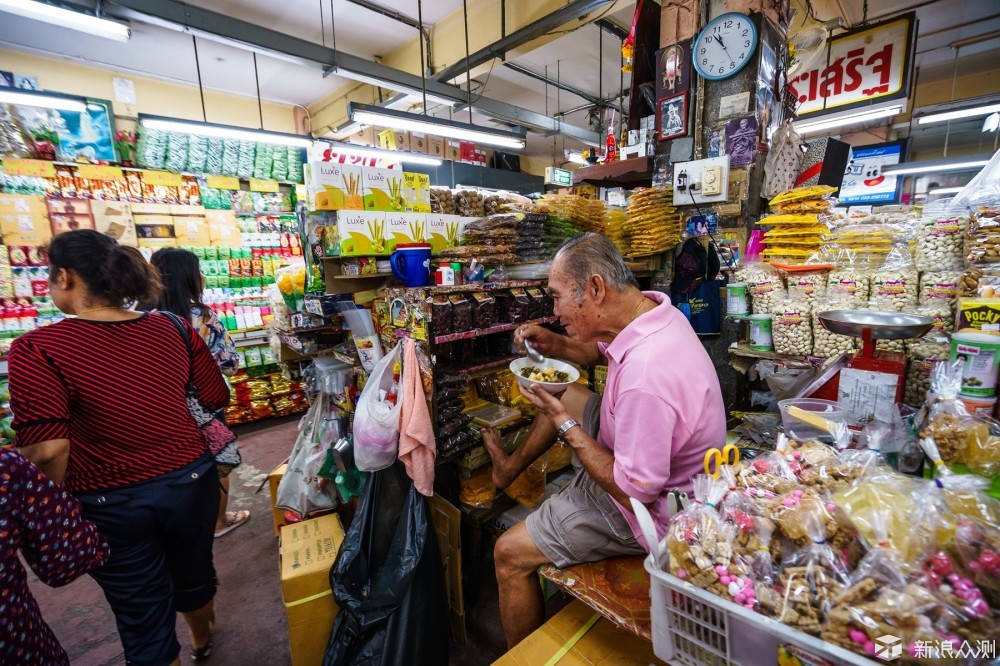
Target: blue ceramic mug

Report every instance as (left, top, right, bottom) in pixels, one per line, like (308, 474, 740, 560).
(390, 243, 432, 287)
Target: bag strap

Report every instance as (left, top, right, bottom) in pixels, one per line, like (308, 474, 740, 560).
(161, 310, 195, 387)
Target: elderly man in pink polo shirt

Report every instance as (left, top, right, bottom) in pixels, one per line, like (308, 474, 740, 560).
(483, 232, 726, 648)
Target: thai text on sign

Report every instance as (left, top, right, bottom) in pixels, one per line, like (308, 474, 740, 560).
(790, 13, 914, 117)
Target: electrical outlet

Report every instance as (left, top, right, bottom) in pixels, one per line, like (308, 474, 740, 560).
(672, 157, 730, 205)
(702, 166, 723, 196)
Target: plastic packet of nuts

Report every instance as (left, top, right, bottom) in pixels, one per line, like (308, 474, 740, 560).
(965, 202, 1000, 266)
(784, 268, 829, 309)
(870, 245, 918, 308)
(771, 295, 813, 356)
(957, 264, 1000, 298)
(734, 261, 784, 315)
(904, 339, 950, 407)
(916, 202, 968, 272)
(665, 475, 731, 577)
(812, 296, 861, 358)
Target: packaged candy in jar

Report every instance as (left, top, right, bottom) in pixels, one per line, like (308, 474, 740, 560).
(774, 511, 850, 636)
(771, 295, 812, 356)
(734, 262, 783, 315)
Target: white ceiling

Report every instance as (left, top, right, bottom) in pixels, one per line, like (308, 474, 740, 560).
(0, 0, 997, 160)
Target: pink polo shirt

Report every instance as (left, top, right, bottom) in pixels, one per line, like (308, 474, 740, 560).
(597, 291, 726, 550)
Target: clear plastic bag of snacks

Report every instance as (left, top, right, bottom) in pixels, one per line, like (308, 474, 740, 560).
(771, 295, 812, 356)
(918, 364, 1000, 474)
(870, 246, 918, 308)
(785, 269, 828, 309)
(904, 339, 950, 406)
(812, 296, 859, 358)
(735, 261, 784, 315)
(666, 475, 729, 578)
(916, 203, 967, 271)
(918, 270, 961, 308)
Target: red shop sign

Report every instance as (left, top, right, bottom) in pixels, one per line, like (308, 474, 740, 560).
(790, 12, 916, 118)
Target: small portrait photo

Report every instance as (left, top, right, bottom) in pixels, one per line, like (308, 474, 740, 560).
(658, 92, 688, 141)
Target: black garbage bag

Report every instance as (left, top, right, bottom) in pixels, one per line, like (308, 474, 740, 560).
(324, 462, 449, 666)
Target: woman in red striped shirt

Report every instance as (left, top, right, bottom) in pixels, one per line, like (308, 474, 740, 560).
(9, 230, 231, 666)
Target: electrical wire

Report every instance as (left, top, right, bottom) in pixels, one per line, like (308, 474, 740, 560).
(545, 5, 617, 38)
(686, 186, 736, 274)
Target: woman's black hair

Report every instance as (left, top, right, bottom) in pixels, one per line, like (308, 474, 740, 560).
(145, 248, 207, 319)
(47, 230, 161, 307)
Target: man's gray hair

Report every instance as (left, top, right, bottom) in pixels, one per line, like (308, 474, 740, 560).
(554, 233, 638, 301)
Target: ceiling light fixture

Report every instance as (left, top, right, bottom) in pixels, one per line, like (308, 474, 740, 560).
(0, 0, 131, 41)
(917, 103, 1000, 125)
(882, 155, 993, 176)
(929, 186, 965, 195)
(318, 141, 443, 167)
(139, 114, 313, 148)
(348, 102, 526, 150)
(0, 88, 87, 112)
(794, 105, 904, 135)
(565, 150, 587, 165)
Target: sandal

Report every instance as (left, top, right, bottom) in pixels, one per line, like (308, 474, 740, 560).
(190, 613, 215, 662)
(214, 510, 250, 538)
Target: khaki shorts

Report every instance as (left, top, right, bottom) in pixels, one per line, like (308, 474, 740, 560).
(525, 395, 645, 568)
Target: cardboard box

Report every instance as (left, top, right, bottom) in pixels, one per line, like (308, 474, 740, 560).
(209, 223, 242, 248)
(403, 172, 431, 213)
(173, 216, 210, 246)
(280, 514, 345, 666)
(428, 136, 445, 159)
(363, 167, 405, 212)
(269, 462, 288, 536)
(493, 600, 658, 666)
(426, 213, 461, 255)
(346, 126, 375, 147)
(91, 200, 137, 247)
(337, 210, 391, 256)
(393, 130, 411, 152)
(130, 202, 172, 215)
(446, 140, 462, 163)
(410, 132, 428, 154)
(307, 162, 365, 211)
(460, 141, 477, 163)
(169, 204, 206, 216)
(137, 237, 177, 249)
(0, 194, 51, 245)
(384, 211, 428, 247)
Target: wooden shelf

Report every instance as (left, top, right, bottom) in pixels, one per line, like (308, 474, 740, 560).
(572, 156, 653, 188)
(329, 273, 390, 280)
(435, 316, 558, 344)
(437, 354, 522, 376)
(728, 341, 808, 363)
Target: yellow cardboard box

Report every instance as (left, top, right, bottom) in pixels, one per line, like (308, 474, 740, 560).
(307, 162, 365, 211)
(363, 167, 405, 212)
(268, 462, 288, 536)
(337, 210, 391, 256)
(137, 237, 177, 249)
(426, 213, 461, 255)
(384, 211, 428, 246)
(174, 216, 211, 246)
(0, 194, 51, 245)
(280, 514, 345, 666)
(403, 172, 431, 213)
(493, 600, 659, 666)
(91, 200, 137, 247)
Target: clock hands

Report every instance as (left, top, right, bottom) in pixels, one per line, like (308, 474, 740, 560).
(712, 34, 737, 67)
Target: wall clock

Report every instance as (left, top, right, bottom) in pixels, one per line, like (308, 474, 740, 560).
(693, 12, 758, 81)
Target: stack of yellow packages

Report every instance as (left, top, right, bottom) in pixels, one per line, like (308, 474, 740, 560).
(625, 186, 682, 256)
(606, 208, 630, 255)
(762, 185, 837, 265)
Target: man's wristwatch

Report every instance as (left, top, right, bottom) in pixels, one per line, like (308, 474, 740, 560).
(557, 418, 580, 442)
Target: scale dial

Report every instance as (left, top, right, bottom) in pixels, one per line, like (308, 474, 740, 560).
(692, 12, 758, 81)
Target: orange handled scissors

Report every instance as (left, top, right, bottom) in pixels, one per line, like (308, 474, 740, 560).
(703, 444, 740, 478)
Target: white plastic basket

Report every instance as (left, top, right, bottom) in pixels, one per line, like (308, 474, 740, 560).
(630, 499, 875, 666)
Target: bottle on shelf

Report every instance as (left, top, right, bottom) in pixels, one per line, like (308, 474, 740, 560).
(605, 110, 618, 164)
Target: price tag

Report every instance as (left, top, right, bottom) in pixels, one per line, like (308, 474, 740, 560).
(142, 170, 183, 187)
(77, 164, 124, 181)
(206, 175, 240, 190)
(2, 158, 56, 178)
(250, 179, 280, 193)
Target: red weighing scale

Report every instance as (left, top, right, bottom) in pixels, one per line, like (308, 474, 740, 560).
(803, 310, 933, 423)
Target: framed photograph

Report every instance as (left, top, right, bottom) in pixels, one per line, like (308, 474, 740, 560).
(13, 97, 118, 162)
(655, 39, 692, 102)
(658, 92, 688, 141)
(725, 115, 758, 167)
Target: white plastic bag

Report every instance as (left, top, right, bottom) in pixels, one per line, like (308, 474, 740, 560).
(275, 395, 340, 517)
(353, 343, 404, 471)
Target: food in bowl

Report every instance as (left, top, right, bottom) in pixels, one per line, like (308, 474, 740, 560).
(519, 366, 571, 383)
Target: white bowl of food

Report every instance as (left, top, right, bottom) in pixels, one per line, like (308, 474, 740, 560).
(509, 357, 580, 394)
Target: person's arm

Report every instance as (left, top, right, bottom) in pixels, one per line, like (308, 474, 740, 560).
(516, 324, 605, 368)
(6, 451, 110, 586)
(8, 339, 72, 483)
(197, 308, 240, 377)
(185, 318, 232, 411)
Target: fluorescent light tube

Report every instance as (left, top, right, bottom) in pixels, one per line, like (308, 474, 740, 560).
(794, 105, 903, 135)
(139, 115, 313, 148)
(883, 158, 991, 176)
(0, 89, 87, 112)
(917, 104, 1000, 125)
(320, 142, 442, 166)
(0, 0, 130, 41)
(565, 151, 587, 165)
(348, 102, 526, 150)
(929, 186, 964, 195)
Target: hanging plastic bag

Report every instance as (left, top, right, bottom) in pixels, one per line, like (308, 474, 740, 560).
(763, 120, 803, 199)
(324, 463, 450, 666)
(353, 344, 403, 472)
(275, 395, 341, 518)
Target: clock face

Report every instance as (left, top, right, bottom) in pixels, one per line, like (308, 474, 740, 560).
(693, 13, 758, 81)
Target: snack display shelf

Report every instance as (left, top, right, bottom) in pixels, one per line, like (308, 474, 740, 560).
(426, 279, 548, 295)
(437, 354, 522, 376)
(435, 316, 559, 344)
(728, 341, 809, 364)
(329, 274, 390, 280)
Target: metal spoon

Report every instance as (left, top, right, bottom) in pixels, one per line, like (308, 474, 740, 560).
(524, 339, 545, 363)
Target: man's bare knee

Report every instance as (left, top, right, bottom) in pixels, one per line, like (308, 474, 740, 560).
(495, 524, 549, 580)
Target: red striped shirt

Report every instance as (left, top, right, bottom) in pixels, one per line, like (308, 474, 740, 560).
(8, 312, 231, 494)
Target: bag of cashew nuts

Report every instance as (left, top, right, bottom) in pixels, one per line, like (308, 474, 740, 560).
(735, 261, 784, 315)
(870, 246, 918, 309)
(918, 270, 961, 308)
(826, 252, 871, 304)
(772, 295, 813, 356)
(812, 296, 860, 359)
(785, 269, 828, 311)
(916, 202, 968, 272)
(904, 339, 950, 407)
